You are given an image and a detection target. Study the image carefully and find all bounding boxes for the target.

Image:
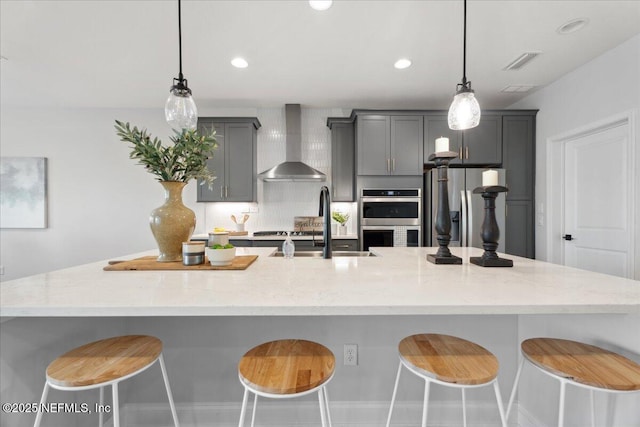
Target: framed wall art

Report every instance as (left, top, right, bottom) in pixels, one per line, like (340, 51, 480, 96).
(0, 157, 48, 228)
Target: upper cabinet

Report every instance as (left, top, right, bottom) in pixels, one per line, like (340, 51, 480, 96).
(196, 117, 261, 202)
(327, 117, 355, 202)
(356, 114, 424, 176)
(424, 114, 462, 164)
(424, 113, 501, 166)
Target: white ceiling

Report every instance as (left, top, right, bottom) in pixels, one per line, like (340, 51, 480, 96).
(1, 1, 639, 111)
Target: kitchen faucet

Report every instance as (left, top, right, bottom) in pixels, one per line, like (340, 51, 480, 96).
(315, 186, 332, 259)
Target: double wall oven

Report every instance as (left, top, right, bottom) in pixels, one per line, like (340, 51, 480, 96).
(359, 189, 422, 251)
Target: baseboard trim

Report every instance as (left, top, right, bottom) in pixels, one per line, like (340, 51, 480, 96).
(118, 400, 546, 427)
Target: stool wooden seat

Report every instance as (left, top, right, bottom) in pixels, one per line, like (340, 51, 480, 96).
(386, 334, 507, 427)
(237, 339, 335, 426)
(34, 335, 179, 427)
(507, 337, 640, 427)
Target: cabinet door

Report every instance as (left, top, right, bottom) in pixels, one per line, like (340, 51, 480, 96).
(503, 115, 534, 200)
(225, 122, 256, 202)
(390, 116, 423, 175)
(331, 123, 355, 201)
(424, 114, 463, 165)
(463, 115, 502, 166)
(197, 120, 226, 202)
(505, 200, 534, 258)
(357, 115, 390, 175)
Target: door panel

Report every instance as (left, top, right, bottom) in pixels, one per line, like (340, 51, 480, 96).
(563, 123, 631, 277)
(226, 123, 255, 201)
(391, 116, 423, 175)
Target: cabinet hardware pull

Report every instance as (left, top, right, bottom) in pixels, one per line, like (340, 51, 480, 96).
(220, 185, 224, 199)
(465, 146, 469, 159)
(459, 147, 463, 158)
(225, 186, 229, 198)
(392, 158, 395, 171)
(387, 158, 390, 172)
(334, 245, 350, 249)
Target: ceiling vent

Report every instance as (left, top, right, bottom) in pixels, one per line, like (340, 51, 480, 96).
(503, 52, 541, 71)
(501, 85, 536, 93)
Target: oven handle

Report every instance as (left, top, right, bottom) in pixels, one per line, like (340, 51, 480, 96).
(360, 197, 421, 203)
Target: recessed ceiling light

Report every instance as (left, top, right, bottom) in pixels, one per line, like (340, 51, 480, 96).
(557, 18, 589, 35)
(309, 1, 332, 11)
(394, 58, 412, 69)
(231, 57, 249, 69)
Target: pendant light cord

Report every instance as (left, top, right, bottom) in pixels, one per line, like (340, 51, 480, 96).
(177, 0, 184, 81)
(462, 0, 467, 86)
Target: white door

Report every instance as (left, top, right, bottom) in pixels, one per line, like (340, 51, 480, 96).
(563, 122, 633, 278)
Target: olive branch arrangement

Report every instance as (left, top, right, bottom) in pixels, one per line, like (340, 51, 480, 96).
(114, 120, 218, 188)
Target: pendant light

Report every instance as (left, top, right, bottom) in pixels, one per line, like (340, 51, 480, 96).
(448, 0, 480, 130)
(165, 0, 198, 130)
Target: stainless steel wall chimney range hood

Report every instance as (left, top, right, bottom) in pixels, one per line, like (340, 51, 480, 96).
(258, 104, 326, 182)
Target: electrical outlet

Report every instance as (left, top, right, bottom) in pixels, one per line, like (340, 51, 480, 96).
(344, 344, 358, 366)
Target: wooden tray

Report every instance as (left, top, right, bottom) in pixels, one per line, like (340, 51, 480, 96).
(104, 255, 258, 271)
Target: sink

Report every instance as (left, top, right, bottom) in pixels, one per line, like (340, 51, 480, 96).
(270, 251, 375, 258)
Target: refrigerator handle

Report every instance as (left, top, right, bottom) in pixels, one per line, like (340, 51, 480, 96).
(466, 190, 473, 247)
(460, 190, 467, 247)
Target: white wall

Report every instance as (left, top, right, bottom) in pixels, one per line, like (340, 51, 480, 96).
(509, 34, 640, 276)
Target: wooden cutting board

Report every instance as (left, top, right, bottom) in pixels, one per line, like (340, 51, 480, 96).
(104, 255, 258, 271)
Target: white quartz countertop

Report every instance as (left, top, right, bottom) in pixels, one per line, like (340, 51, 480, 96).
(1, 247, 638, 317)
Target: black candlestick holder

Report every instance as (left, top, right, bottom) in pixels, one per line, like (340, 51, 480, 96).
(469, 185, 513, 267)
(427, 151, 462, 265)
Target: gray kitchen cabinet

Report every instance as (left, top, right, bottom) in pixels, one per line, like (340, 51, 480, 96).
(424, 114, 462, 165)
(327, 118, 355, 201)
(423, 114, 501, 166)
(357, 114, 423, 176)
(196, 117, 261, 202)
(505, 200, 534, 259)
(332, 239, 358, 251)
(462, 115, 502, 166)
(502, 115, 535, 201)
(502, 112, 536, 259)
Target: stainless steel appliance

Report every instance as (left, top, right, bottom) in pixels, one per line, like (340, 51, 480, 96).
(426, 169, 506, 252)
(360, 189, 422, 250)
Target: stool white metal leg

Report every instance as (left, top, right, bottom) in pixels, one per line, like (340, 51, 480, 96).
(33, 383, 49, 427)
(112, 383, 120, 427)
(506, 357, 525, 420)
(421, 380, 430, 427)
(461, 388, 467, 427)
(238, 388, 249, 427)
(98, 387, 104, 427)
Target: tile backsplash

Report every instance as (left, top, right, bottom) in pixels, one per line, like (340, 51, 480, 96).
(203, 107, 357, 234)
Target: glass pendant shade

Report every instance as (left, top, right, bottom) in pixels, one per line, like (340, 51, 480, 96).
(448, 89, 481, 130)
(165, 87, 198, 130)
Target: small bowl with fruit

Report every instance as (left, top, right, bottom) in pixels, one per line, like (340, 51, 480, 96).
(206, 243, 236, 266)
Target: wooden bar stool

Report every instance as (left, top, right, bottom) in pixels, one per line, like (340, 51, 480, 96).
(237, 339, 335, 427)
(33, 335, 180, 427)
(506, 337, 640, 427)
(386, 333, 507, 427)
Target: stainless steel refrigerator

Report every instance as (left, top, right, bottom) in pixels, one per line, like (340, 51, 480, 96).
(425, 168, 506, 252)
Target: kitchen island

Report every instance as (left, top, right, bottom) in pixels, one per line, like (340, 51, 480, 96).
(1, 247, 638, 427)
(1, 247, 638, 317)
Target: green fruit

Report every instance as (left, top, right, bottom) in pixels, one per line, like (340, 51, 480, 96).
(224, 243, 234, 249)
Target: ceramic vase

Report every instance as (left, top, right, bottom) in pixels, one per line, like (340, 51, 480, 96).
(337, 223, 347, 235)
(149, 181, 196, 262)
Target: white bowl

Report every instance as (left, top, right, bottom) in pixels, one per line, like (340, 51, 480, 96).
(206, 247, 236, 266)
